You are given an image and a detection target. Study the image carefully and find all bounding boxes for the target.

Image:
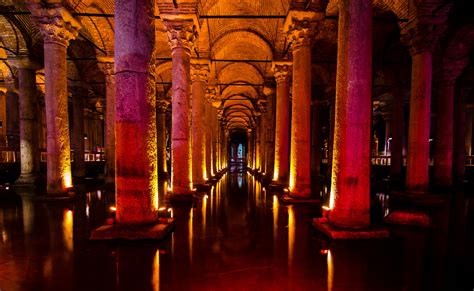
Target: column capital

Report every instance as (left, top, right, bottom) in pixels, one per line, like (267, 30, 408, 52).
(205, 86, 218, 103)
(162, 18, 198, 52)
(27, 4, 81, 47)
(157, 100, 170, 113)
(284, 11, 324, 48)
(435, 57, 469, 86)
(190, 59, 210, 83)
(257, 99, 268, 113)
(4, 76, 18, 92)
(97, 57, 115, 76)
(8, 57, 41, 70)
(272, 61, 292, 83)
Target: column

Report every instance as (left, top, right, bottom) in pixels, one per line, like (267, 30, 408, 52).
(327, 91, 335, 179)
(328, 0, 372, 228)
(265, 88, 276, 179)
(311, 100, 325, 179)
(401, 24, 437, 193)
(258, 100, 267, 175)
(12, 58, 41, 185)
(98, 58, 116, 185)
(205, 87, 217, 177)
(29, 4, 80, 195)
(213, 105, 221, 173)
(5, 77, 20, 149)
(284, 11, 322, 198)
(157, 99, 169, 175)
(383, 114, 391, 156)
(466, 106, 473, 157)
(70, 83, 86, 179)
(390, 91, 404, 180)
(453, 91, 468, 182)
(433, 59, 467, 187)
(255, 114, 261, 171)
(190, 60, 209, 184)
(114, 0, 158, 223)
(163, 18, 197, 197)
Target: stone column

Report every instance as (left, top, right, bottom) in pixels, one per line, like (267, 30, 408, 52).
(11, 59, 41, 185)
(258, 100, 267, 175)
(254, 114, 261, 171)
(466, 106, 473, 157)
(272, 62, 292, 183)
(265, 89, 276, 179)
(390, 91, 404, 180)
(205, 87, 217, 177)
(157, 99, 169, 175)
(29, 5, 80, 195)
(98, 59, 116, 185)
(453, 91, 469, 182)
(114, 0, 158, 223)
(401, 24, 437, 193)
(190, 60, 209, 184)
(70, 83, 86, 179)
(311, 100, 325, 179)
(284, 11, 322, 198)
(433, 59, 467, 187)
(328, 0, 372, 228)
(327, 91, 336, 179)
(5, 77, 19, 149)
(164, 19, 197, 197)
(213, 105, 221, 173)
(383, 114, 391, 156)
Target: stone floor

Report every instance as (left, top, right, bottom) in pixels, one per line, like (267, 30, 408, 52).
(0, 172, 473, 290)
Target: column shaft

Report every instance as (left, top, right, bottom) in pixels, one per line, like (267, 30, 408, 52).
(157, 101, 168, 175)
(329, 0, 372, 228)
(453, 97, 467, 180)
(72, 88, 85, 178)
(6, 81, 19, 148)
(115, 0, 157, 223)
(466, 108, 473, 157)
(273, 72, 290, 182)
(391, 93, 404, 179)
(104, 68, 116, 185)
(205, 101, 213, 176)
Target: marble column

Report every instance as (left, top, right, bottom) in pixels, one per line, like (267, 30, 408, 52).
(328, 0, 372, 228)
(114, 0, 158, 223)
(11, 59, 41, 185)
(272, 62, 292, 183)
(401, 25, 437, 193)
(157, 99, 169, 175)
(258, 100, 267, 175)
(284, 11, 322, 198)
(390, 91, 404, 180)
(164, 19, 197, 197)
(70, 83, 86, 179)
(190, 60, 209, 184)
(255, 114, 261, 171)
(213, 106, 221, 173)
(5, 77, 19, 149)
(98, 59, 116, 185)
(205, 87, 217, 177)
(265, 89, 276, 179)
(466, 106, 473, 157)
(433, 59, 467, 187)
(29, 5, 80, 195)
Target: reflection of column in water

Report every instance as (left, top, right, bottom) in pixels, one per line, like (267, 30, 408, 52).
(327, 250, 333, 291)
(273, 195, 279, 242)
(188, 208, 193, 264)
(152, 250, 160, 291)
(62, 209, 73, 252)
(288, 205, 295, 268)
(202, 195, 207, 232)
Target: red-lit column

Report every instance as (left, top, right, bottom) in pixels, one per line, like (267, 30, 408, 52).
(157, 100, 169, 175)
(191, 60, 209, 184)
(12, 59, 41, 185)
(433, 59, 467, 187)
(205, 87, 217, 176)
(390, 91, 404, 180)
(284, 11, 322, 198)
(453, 91, 468, 182)
(29, 5, 80, 195)
(401, 25, 437, 193)
(466, 106, 473, 157)
(164, 19, 197, 197)
(264, 87, 276, 178)
(328, 0, 372, 228)
(98, 59, 116, 185)
(114, 0, 158, 223)
(272, 62, 291, 183)
(70, 83, 86, 179)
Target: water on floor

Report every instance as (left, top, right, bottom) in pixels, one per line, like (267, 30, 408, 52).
(0, 172, 473, 290)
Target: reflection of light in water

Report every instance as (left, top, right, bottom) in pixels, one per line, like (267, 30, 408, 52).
(86, 205, 89, 218)
(2, 229, 7, 243)
(327, 250, 333, 291)
(63, 210, 73, 252)
(189, 208, 193, 263)
(202, 195, 207, 231)
(237, 174, 243, 188)
(152, 249, 160, 291)
(273, 195, 279, 241)
(288, 206, 295, 265)
(97, 190, 102, 200)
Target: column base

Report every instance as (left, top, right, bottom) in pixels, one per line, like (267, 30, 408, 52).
(384, 210, 432, 227)
(168, 191, 197, 203)
(280, 193, 321, 204)
(15, 174, 39, 187)
(194, 183, 212, 192)
(269, 181, 287, 191)
(390, 191, 447, 206)
(90, 218, 175, 240)
(313, 217, 389, 239)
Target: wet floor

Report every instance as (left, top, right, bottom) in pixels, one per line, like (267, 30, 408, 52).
(0, 172, 473, 290)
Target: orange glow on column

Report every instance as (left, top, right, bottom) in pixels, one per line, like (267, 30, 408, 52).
(188, 208, 193, 263)
(273, 195, 279, 241)
(288, 205, 295, 266)
(202, 195, 207, 231)
(152, 249, 160, 291)
(62, 210, 73, 252)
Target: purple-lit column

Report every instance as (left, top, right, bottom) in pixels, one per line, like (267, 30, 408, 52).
(157, 99, 169, 175)
(114, 0, 158, 223)
(98, 58, 116, 185)
(466, 106, 473, 157)
(272, 62, 292, 183)
(328, 0, 372, 228)
(284, 11, 322, 198)
(12, 58, 41, 185)
(163, 18, 197, 197)
(191, 60, 210, 184)
(401, 24, 437, 193)
(433, 59, 467, 187)
(28, 5, 80, 195)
